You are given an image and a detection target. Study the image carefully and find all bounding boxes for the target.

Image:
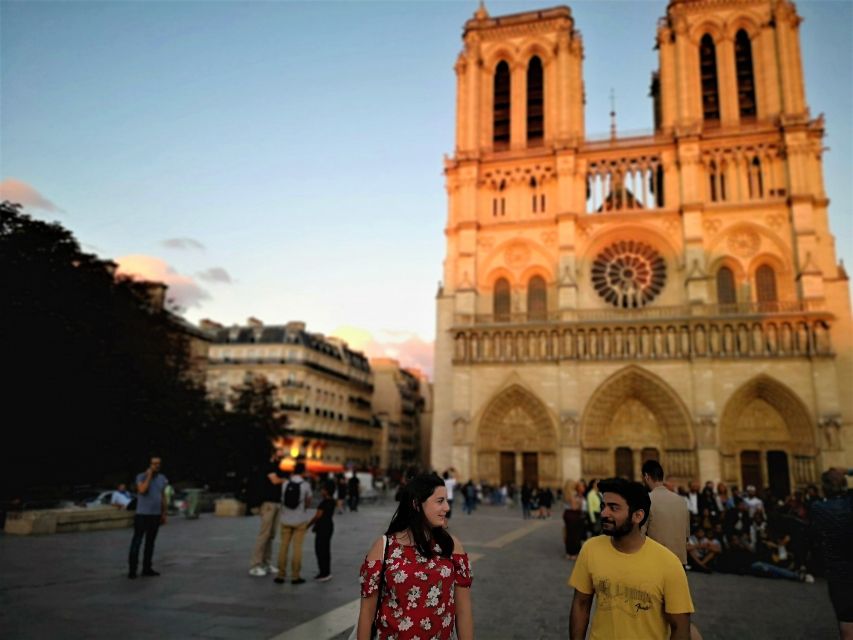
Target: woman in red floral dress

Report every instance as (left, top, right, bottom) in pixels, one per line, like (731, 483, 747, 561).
(355, 472, 474, 640)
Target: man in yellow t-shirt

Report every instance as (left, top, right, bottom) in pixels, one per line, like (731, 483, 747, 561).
(569, 478, 694, 640)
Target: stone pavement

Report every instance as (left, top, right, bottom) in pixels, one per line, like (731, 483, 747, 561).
(0, 499, 837, 639)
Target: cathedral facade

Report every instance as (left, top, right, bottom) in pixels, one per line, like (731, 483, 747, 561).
(431, 0, 852, 494)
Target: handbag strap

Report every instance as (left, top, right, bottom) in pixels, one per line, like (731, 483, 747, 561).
(370, 535, 389, 638)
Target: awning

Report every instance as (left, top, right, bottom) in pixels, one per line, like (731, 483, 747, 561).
(279, 458, 345, 475)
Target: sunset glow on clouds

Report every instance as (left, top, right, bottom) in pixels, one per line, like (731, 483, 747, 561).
(332, 325, 434, 377)
(115, 255, 210, 310)
(0, 178, 61, 212)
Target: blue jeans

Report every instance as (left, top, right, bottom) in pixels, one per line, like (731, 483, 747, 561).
(129, 514, 161, 574)
(750, 561, 799, 581)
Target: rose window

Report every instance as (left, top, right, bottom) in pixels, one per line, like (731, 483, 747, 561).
(591, 241, 666, 308)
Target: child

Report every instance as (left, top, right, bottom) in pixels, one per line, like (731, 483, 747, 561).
(308, 480, 336, 582)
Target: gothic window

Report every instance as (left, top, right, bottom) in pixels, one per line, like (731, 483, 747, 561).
(499, 179, 506, 216)
(755, 264, 778, 305)
(591, 241, 667, 309)
(708, 160, 727, 202)
(493, 61, 511, 148)
(709, 161, 718, 202)
(716, 266, 737, 305)
(735, 30, 757, 118)
(494, 277, 511, 321)
(527, 56, 544, 144)
(527, 275, 547, 320)
(530, 177, 538, 212)
(749, 157, 764, 199)
(655, 165, 665, 207)
(700, 34, 720, 122)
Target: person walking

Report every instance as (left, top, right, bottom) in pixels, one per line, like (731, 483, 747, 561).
(307, 480, 337, 582)
(443, 470, 456, 519)
(248, 445, 286, 577)
(463, 480, 476, 515)
(563, 480, 584, 560)
(348, 472, 361, 512)
(641, 459, 690, 566)
(128, 456, 168, 579)
(569, 478, 694, 640)
(354, 472, 473, 640)
(275, 461, 312, 585)
(809, 467, 853, 639)
(521, 482, 532, 519)
(585, 479, 602, 537)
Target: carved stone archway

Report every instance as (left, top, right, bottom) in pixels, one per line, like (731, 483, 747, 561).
(581, 366, 696, 483)
(476, 385, 558, 487)
(719, 375, 818, 489)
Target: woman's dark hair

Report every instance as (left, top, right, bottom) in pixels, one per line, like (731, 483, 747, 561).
(386, 472, 453, 559)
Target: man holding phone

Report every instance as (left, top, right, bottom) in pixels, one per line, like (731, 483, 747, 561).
(128, 456, 168, 579)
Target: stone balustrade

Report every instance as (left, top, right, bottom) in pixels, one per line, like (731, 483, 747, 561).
(451, 302, 834, 364)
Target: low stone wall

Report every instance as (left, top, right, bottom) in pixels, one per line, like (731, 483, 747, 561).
(4, 507, 134, 535)
(214, 498, 246, 517)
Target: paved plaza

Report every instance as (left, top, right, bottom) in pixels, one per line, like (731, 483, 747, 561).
(0, 500, 837, 639)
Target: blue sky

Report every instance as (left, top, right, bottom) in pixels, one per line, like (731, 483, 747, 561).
(2, 0, 851, 375)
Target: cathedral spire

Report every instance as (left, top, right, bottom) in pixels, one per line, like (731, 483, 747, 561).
(609, 88, 617, 140)
(474, 1, 489, 21)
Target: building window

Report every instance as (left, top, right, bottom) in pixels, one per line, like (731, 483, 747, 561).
(735, 30, 757, 118)
(708, 160, 727, 202)
(527, 276, 547, 320)
(591, 240, 667, 309)
(526, 56, 544, 144)
(755, 264, 778, 305)
(748, 157, 764, 199)
(716, 266, 737, 305)
(494, 277, 511, 321)
(699, 34, 720, 122)
(531, 177, 538, 213)
(493, 61, 511, 148)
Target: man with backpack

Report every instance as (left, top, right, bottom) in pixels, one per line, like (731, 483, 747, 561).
(274, 461, 312, 585)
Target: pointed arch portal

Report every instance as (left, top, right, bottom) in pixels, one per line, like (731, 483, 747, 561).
(580, 366, 696, 484)
(719, 375, 817, 496)
(476, 385, 557, 487)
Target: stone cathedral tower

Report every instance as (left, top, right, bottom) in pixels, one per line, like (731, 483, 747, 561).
(432, 1, 852, 495)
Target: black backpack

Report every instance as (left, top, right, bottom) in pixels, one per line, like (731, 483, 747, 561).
(282, 480, 302, 509)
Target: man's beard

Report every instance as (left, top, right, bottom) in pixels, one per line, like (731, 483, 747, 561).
(601, 518, 634, 538)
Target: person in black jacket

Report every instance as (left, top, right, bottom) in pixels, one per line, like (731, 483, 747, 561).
(308, 480, 337, 582)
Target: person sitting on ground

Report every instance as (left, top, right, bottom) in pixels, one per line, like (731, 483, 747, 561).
(749, 531, 814, 583)
(687, 526, 720, 573)
(111, 483, 132, 509)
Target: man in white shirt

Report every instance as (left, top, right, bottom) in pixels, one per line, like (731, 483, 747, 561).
(274, 461, 312, 585)
(743, 485, 764, 517)
(686, 481, 700, 517)
(111, 483, 132, 509)
(444, 470, 457, 518)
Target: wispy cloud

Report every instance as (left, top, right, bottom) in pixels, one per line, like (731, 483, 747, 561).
(331, 326, 434, 378)
(197, 267, 233, 284)
(0, 178, 61, 212)
(115, 255, 210, 310)
(162, 237, 205, 250)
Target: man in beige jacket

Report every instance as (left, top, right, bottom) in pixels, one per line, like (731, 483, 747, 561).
(642, 459, 690, 565)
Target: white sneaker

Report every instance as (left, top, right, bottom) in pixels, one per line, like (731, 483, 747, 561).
(315, 574, 333, 582)
(266, 565, 279, 574)
(249, 567, 268, 577)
